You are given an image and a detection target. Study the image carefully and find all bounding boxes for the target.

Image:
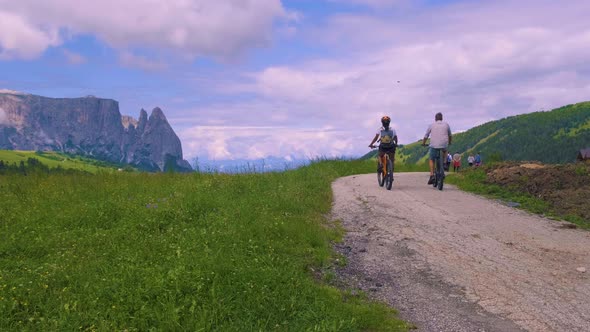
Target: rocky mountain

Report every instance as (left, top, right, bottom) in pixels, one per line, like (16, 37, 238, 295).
(0, 91, 192, 172)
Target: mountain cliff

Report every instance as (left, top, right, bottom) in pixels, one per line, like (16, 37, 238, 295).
(0, 91, 192, 172)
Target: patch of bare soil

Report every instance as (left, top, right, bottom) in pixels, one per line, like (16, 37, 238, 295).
(485, 161, 590, 223)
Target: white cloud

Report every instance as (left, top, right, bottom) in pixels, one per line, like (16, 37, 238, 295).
(327, 0, 409, 9)
(3, 0, 589, 161)
(265, 1, 590, 128)
(0, 0, 288, 60)
(179, 125, 358, 161)
(173, 0, 590, 160)
(119, 52, 167, 71)
(0, 11, 61, 59)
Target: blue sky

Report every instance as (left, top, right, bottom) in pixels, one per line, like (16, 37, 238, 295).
(2, 0, 590, 162)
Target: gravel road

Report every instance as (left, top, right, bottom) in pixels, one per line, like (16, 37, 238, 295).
(331, 172, 590, 332)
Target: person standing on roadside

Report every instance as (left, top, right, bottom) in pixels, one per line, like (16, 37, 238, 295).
(468, 154, 475, 167)
(453, 152, 462, 172)
(475, 152, 482, 167)
(445, 152, 452, 171)
(422, 112, 452, 184)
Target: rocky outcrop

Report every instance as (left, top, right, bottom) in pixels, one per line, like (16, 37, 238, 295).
(0, 91, 192, 172)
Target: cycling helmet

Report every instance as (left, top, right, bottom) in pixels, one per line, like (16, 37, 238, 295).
(381, 116, 391, 127)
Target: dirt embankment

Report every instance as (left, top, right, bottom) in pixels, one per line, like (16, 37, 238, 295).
(484, 161, 590, 223)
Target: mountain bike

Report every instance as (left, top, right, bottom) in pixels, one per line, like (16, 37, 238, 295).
(372, 147, 394, 190)
(423, 144, 445, 191)
(432, 148, 445, 190)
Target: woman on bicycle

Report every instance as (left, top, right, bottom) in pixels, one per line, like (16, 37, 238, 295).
(369, 116, 398, 173)
(422, 112, 452, 185)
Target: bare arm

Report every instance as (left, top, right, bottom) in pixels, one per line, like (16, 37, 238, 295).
(369, 134, 379, 148)
(423, 125, 431, 146)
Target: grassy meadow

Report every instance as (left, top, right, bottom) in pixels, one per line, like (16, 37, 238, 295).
(0, 158, 415, 331)
(0, 150, 132, 174)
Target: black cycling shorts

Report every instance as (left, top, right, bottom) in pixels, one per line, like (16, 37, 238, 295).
(379, 145, 396, 153)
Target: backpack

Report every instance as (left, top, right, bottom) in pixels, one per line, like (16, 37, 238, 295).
(379, 129, 396, 149)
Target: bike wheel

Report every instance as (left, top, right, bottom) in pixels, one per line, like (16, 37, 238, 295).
(433, 154, 440, 187)
(437, 174, 444, 190)
(385, 158, 393, 190)
(437, 153, 445, 191)
(377, 164, 385, 187)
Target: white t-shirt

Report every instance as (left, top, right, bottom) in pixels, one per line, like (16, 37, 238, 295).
(424, 121, 451, 148)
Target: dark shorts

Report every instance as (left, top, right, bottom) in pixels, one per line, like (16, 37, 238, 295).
(429, 147, 447, 160)
(379, 145, 396, 153)
(379, 146, 396, 160)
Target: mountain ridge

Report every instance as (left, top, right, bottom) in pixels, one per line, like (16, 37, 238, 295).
(363, 101, 590, 164)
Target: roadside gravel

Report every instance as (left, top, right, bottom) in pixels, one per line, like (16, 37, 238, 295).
(331, 172, 590, 332)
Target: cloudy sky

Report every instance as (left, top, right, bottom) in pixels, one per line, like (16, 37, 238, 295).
(1, 0, 589, 161)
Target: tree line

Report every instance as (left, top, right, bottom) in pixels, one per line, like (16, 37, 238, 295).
(0, 158, 89, 176)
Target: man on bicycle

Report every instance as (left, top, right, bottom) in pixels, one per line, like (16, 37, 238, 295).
(422, 112, 452, 184)
(369, 116, 398, 173)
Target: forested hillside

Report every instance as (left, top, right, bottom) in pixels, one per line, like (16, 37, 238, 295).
(368, 102, 590, 164)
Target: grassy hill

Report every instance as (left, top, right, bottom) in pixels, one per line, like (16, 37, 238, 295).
(365, 101, 590, 164)
(0, 150, 136, 173)
(0, 159, 412, 331)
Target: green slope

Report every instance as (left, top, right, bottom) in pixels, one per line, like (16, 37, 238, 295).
(0, 150, 135, 173)
(0, 159, 410, 331)
(397, 101, 590, 164)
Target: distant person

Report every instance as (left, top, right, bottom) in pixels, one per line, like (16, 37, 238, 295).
(422, 112, 452, 185)
(468, 154, 475, 167)
(475, 153, 482, 167)
(369, 115, 398, 173)
(453, 152, 462, 172)
(445, 152, 452, 171)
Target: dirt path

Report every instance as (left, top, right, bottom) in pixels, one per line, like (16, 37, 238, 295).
(331, 173, 590, 332)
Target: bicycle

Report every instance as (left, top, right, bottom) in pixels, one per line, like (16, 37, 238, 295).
(423, 144, 445, 191)
(371, 146, 394, 190)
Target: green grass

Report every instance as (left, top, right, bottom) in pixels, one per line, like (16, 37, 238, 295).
(0, 150, 131, 173)
(446, 167, 589, 229)
(0, 159, 410, 331)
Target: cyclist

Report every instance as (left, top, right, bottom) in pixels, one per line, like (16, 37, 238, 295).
(422, 112, 452, 184)
(369, 116, 398, 174)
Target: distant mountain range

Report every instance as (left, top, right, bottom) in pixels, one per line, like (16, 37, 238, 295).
(195, 156, 309, 173)
(0, 91, 191, 172)
(364, 101, 590, 164)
